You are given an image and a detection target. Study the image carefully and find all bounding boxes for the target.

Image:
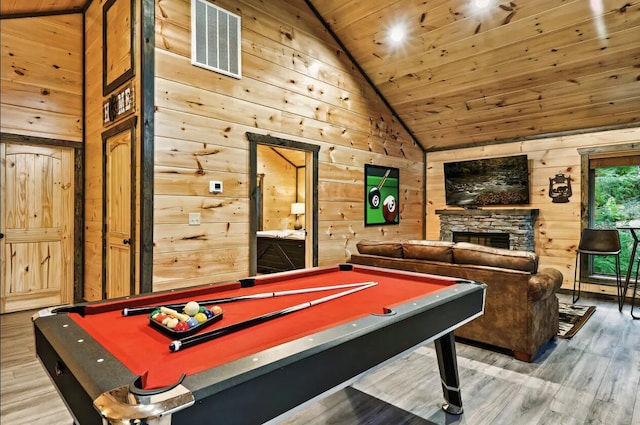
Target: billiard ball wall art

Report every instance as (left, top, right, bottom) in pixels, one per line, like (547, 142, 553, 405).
(364, 165, 400, 226)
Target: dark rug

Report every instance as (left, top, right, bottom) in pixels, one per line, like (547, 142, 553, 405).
(558, 302, 596, 338)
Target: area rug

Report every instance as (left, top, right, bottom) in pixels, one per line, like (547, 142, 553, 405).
(558, 302, 596, 338)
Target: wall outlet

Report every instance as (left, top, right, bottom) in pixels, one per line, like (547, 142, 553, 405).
(209, 180, 223, 194)
(189, 212, 201, 225)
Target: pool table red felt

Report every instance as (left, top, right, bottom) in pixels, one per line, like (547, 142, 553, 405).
(69, 266, 459, 390)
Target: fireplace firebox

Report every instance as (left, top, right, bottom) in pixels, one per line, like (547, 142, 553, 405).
(453, 232, 510, 249)
(436, 208, 539, 252)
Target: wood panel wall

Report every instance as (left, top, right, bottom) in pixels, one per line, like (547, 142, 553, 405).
(0, 14, 83, 141)
(84, 0, 142, 301)
(153, 0, 424, 291)
(426, 127, 640, 296)
(84, 0, 104, 301)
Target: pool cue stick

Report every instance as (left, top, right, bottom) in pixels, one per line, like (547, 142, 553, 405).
(122, 282, 376, 316)
(169, 281, 378, 352)
(378, 168, 391, 189)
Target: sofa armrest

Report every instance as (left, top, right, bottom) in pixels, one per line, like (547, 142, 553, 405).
(528, 268, 563, 302)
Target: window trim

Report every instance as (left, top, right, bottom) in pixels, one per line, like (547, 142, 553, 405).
(578, 143, 640, 285)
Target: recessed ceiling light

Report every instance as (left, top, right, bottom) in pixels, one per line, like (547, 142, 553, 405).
(389, 25, 405, 44)
(309, 62, 320, 74)
(475, 0, 490, 8)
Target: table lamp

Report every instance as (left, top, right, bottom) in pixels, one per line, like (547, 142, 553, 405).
(291, 202, 305, 230)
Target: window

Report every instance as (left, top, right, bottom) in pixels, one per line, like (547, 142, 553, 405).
(588, 153, 640, 282)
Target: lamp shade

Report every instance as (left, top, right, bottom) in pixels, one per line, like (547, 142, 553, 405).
(290, 202, 305, 215)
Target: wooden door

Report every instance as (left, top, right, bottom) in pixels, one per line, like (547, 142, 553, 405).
(104, 129, 134, 299)
(0, 142, 74, 313)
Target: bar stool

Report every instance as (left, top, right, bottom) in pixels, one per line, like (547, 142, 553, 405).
(573, 229, 622, 307)
(631, 256, 639, 320)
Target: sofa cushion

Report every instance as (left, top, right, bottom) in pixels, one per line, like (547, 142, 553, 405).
(402, 240, 454, 263)
(452, 242, 538, 273)
(356, 240, 404, 258)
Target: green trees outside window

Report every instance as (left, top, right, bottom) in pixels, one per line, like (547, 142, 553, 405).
(592, 165, 640, 276)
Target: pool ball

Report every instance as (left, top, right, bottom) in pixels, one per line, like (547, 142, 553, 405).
(210, 305, 223, 315)
(368, 188, 381, 209)
(174, 322, 189, 332)
(382, 195, 397, 223)
(183, 301, 200, 316)
(194, 312, 208, 323)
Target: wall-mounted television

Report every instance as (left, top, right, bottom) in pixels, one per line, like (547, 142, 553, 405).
(444, 155, 530, 207)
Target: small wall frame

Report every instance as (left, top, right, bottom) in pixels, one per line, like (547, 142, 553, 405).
(364, 165, 400, 226)
(103, 0, 135, 95)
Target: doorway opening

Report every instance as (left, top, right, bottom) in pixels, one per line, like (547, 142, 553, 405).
(247, 133, 319, 276)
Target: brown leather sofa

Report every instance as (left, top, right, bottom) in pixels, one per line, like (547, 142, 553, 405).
(349, 240, 563, 362)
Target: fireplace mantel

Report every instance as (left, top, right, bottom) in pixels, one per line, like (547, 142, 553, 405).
(436, 208, 539, 251)
(435, 208, 539, 217)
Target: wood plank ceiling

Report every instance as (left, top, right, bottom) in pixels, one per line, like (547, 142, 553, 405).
(307, 0, 640, 151)
(0, 0, 87, 16)
(3, 0, 639, 151)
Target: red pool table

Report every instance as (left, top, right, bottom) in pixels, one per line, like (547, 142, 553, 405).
(33, 264, 486, 424)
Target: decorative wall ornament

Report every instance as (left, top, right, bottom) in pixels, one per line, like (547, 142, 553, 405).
(549, 173, 572, 203)
(365, 165, 399, 226)
(103, 81, 135, 126)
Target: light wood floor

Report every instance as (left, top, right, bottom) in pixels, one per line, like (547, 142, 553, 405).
(1, 293, 638, 425)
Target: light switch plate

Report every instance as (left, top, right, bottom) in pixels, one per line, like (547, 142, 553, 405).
(189, 212, 201, 225)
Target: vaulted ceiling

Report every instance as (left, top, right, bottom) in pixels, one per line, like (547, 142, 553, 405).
(307, 0, 640, 151)
(3, 0, 639, 151)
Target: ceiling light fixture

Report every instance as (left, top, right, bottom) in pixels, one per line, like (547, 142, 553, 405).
(308, 62, 320, 74)
(389, 25, 405, 44)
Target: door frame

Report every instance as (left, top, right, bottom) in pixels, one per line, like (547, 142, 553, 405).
(247, 132, 319, 276)
(0, 132, 84, 304)
(101, 117, 137, 299)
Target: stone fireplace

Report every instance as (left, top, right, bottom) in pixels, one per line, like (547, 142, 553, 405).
(436, 208, 539, 252)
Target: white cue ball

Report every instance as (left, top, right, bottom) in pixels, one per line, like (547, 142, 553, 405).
(183, 301, 200, 316)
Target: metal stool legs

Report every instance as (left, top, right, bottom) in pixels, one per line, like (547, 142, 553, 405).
(615, 256, 623, 312)
(631, 256, 640, 320)
(573, 253, 582, 303)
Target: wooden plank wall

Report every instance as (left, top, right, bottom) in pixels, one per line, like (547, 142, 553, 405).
(0, 14, 83, 141)
(425, 127, 640, 295)
(83, 0, 143, 301)
(83, 0, 104, 301)
(153, 0, 424, 291)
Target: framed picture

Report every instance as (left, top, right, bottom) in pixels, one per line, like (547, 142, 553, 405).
(364, 165, 400, 226)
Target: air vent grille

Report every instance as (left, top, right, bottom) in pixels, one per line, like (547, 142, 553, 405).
(192, 0, 241, 79)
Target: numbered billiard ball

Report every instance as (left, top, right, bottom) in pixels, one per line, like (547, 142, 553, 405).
(368, 188, 381, 209)
(194, 312, 208, 323)
(174, 321, 189, 332)
(382, 195, 397, 223)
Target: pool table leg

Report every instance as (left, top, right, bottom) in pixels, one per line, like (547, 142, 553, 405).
(434, 331, 463, 415)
